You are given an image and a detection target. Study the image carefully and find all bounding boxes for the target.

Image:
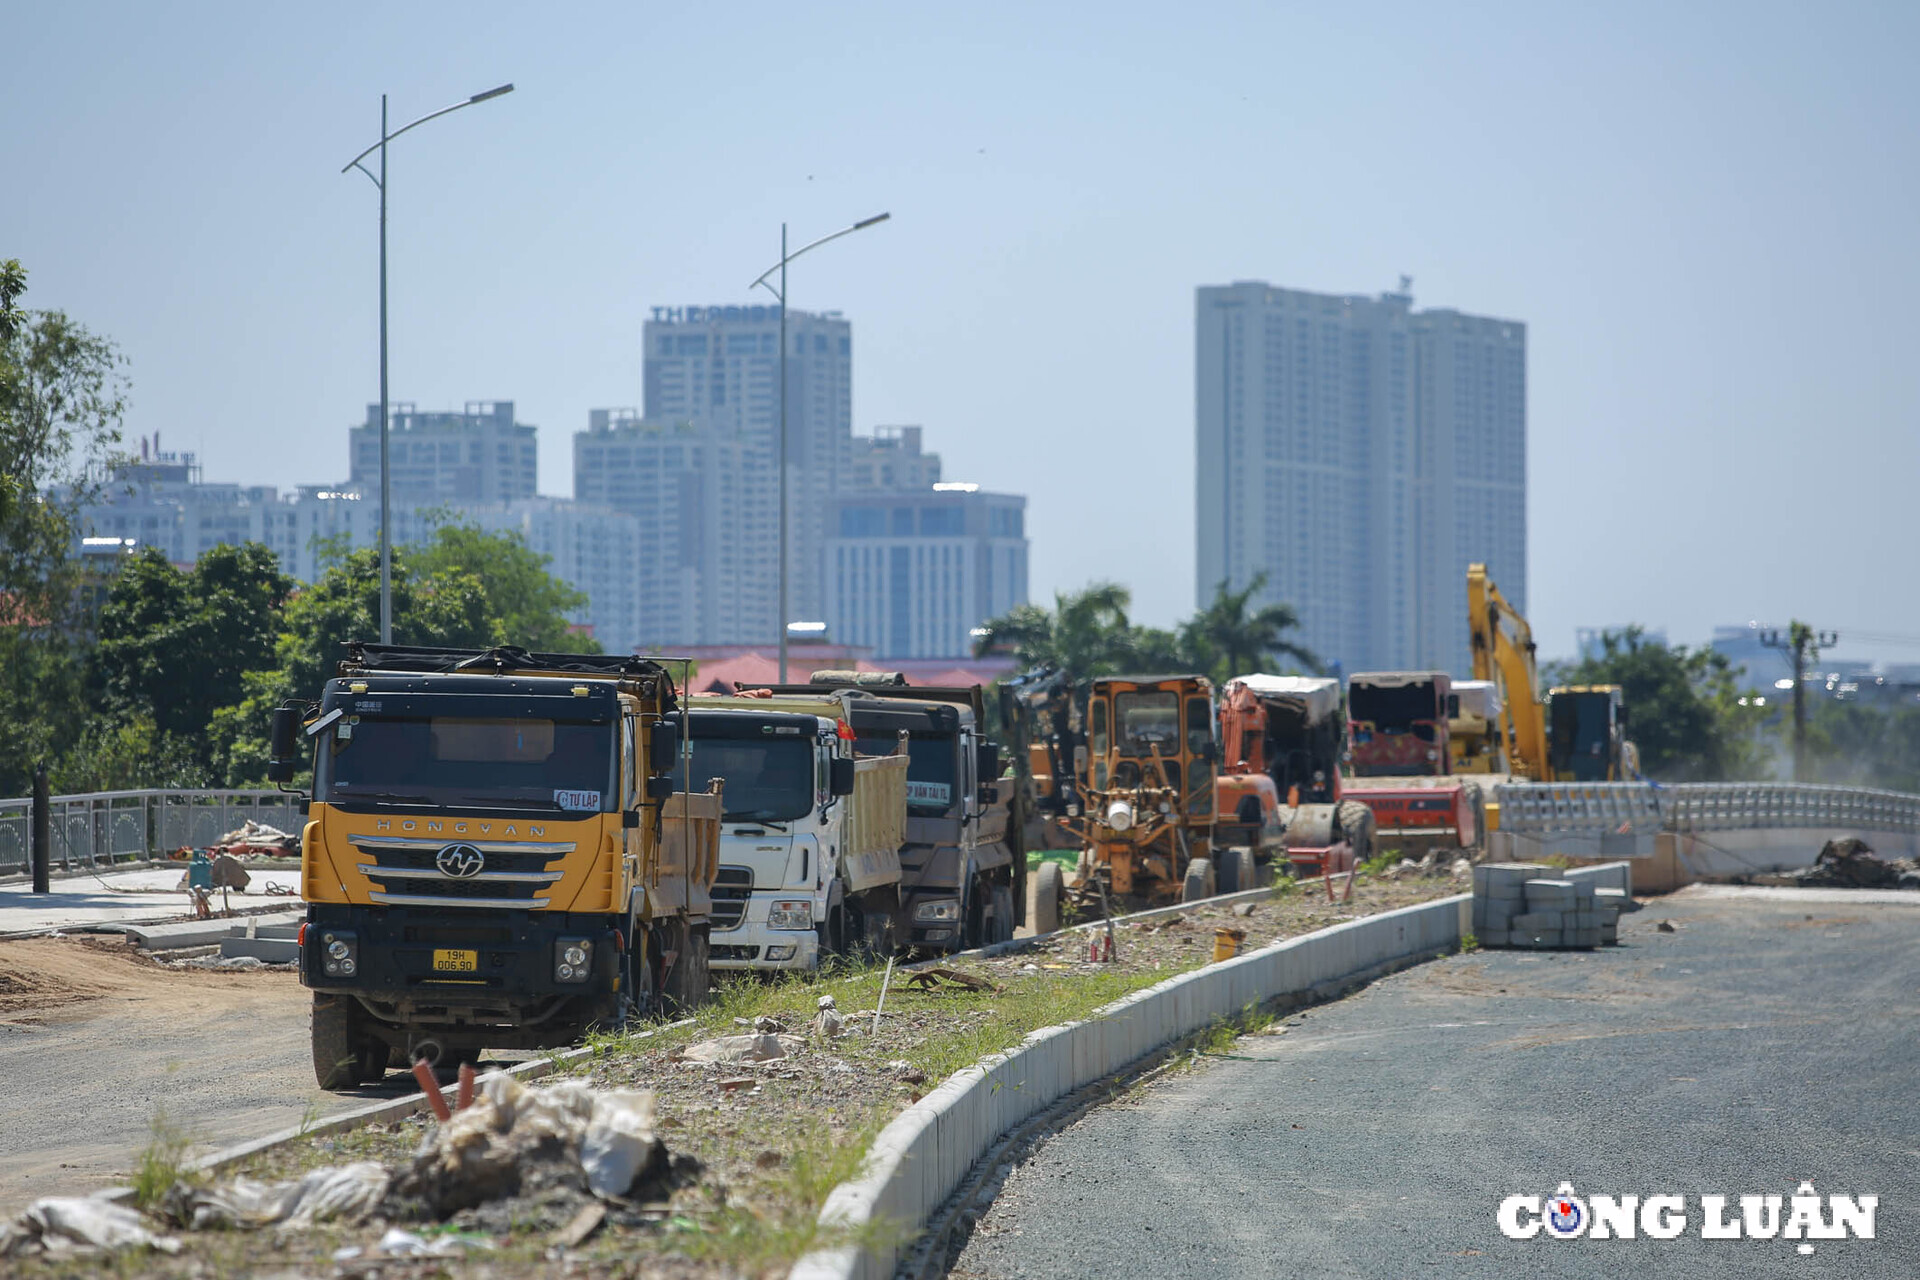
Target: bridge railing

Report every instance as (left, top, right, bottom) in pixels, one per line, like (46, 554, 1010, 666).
(0, 789, 303, 877)
(1494, 780, 1920, 839)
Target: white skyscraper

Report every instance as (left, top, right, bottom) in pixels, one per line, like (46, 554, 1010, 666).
(1195, 282, 1525, 675)
(643, 304, 852, 639)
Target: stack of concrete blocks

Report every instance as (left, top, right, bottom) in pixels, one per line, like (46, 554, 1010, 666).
(1473, 863, 1622, 949)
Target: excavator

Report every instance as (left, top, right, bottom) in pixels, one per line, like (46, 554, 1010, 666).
(1466, 563, 1638, 786)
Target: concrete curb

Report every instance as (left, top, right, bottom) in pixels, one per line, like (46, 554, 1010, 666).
(790, 862, 1632, 1280)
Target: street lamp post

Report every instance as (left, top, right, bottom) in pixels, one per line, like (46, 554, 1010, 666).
(750, 211, 890, 681)
(342, 82, 514, 644)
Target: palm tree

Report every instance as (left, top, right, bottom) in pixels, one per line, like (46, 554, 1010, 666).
(1186, 573, 1317, 682)
(974, 582, 1137, 680)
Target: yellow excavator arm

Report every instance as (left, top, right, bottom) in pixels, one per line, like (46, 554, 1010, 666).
(1466, 563, 1550, 780)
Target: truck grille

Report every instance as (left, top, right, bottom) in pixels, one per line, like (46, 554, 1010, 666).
(349, 835, 572, 911)
(711, 865, 753, 931)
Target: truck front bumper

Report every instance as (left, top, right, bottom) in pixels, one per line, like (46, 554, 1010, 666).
(710, 893, 821, 971)
(301, 904, 623, 1039)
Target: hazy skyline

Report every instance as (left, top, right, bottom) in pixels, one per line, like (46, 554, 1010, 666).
(8, 2, 1917, 667)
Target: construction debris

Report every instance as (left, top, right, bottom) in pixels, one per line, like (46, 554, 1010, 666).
(0, 1197, 182, 1259)
(213, 819, 300, 852)
(679, 1032, 803, 1064)
(1790, 838, 1919, 890)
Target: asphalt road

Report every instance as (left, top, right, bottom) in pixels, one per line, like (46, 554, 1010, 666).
(954, 886, 1920, 1279)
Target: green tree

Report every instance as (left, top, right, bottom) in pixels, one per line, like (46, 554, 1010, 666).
(1181, 574, 1318, 683)
(0, 259, 127, 795)
(1549, 627, 1764, 782)
(408, 522, 596, 653)
(90, 543, 292, 769)
(973, 582, 1138, 678)
(206, 547, 501, 784)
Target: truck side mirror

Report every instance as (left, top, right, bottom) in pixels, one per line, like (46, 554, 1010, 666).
(646, 775, 675, 802)
(829, 757, 856, 796)
(622, 807, 642, 829)
(975, 741, 1001, 783)
(649, 721, 680, 775)
(267, 706, 301, 783)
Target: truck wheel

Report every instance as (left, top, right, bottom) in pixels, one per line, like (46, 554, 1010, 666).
(1181, 857, 1215, 904)
(990, 883, 1015, 946)
(1218, 847, 1255, 895)
(353, 1034, 388, 1084)
(1029, 861, 1064, 935)
(1336, 801, 1376, 867)
(312, 994, 358, 1091)
(659, 919, 710, 1012)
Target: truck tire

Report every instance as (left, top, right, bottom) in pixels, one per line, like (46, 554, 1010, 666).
(658, 918, 711, 1012)
(312, 994, 358, 1091)
(1028, 860, 1064, 935)
(990, 883, 1015, 946)
(1181, 857, 1214, 904)
(1336, 801, 1376, 867)
(1217, 846, 1253, 895)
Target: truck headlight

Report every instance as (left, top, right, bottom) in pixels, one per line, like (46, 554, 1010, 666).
(319, 930, 358, 978)
(554, 937, 592, 983)
(764, 945, 796, 961)
(1106, 799, 1134, 832)
(768, 900, 814, 931)
(914, 899, 961, 922)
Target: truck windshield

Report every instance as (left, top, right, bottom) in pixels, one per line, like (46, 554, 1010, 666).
(688, 736, 815, 823)
(856, 732, 956, 813)
(323, 717, 615, 813)
(1349, 684, 1440, 733)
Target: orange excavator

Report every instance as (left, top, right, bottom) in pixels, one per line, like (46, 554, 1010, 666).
(1214, 675, 1375, 888)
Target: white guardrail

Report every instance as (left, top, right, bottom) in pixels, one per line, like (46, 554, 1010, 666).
(1494, 781, 1920, 838)
(0, 789, 303, 876)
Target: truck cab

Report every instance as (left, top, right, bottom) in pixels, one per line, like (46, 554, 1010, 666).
(679, 695, 907, 971)
(271, 644, 719, 1089)
(1547, 684, 1632, 781)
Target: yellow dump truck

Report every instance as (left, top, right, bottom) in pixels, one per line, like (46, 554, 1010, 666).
(267, 644, 720, 1089)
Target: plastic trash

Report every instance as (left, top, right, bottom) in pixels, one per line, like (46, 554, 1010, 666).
(165, 1162, 390, 1230)
(578, 1089, 661, 1198)
(0, 1197, 182, 1258)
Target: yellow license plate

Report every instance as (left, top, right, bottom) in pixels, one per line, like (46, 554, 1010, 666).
(432, 949, 478, 973)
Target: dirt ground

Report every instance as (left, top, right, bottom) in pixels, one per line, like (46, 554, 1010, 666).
(0, 935, 335, 1204)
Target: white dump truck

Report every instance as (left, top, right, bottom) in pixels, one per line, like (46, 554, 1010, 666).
(682, 692, 908, 971)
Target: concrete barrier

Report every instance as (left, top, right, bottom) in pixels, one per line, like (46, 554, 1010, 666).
(786, 866, 1632, 1280)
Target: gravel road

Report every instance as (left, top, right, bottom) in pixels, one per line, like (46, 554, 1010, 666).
(954, 886, 1920, 1280)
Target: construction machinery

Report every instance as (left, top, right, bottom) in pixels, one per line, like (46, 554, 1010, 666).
(269, 644, 721, 1090)
(1448, 679, 1506, 774)
(1547, 684, 1638, 781)
(1344, 670, 1487, 854)
(1213, 674, 1374, 883)
(1061, 674, 1223, 906)
(1347, 671, 1453, 776)
(996, 665, 1084, 855)
(1467, 563, 1638, 784)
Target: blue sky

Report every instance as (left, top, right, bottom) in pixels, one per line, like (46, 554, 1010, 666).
(7, 1, 1917, 667)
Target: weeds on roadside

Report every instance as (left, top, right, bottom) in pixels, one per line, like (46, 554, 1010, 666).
(132, 1108, 193, 1209)
(1460, 931, 1480, 952)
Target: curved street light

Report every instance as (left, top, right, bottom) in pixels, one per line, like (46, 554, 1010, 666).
(342, 83, 515, 643)
(750, 212, 891, 681)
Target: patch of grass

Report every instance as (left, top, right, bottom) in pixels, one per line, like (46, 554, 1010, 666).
(1356, 848, 1403, 879)
(132, 1107, 193, 1209)
(1460, 931, 1480, 953)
